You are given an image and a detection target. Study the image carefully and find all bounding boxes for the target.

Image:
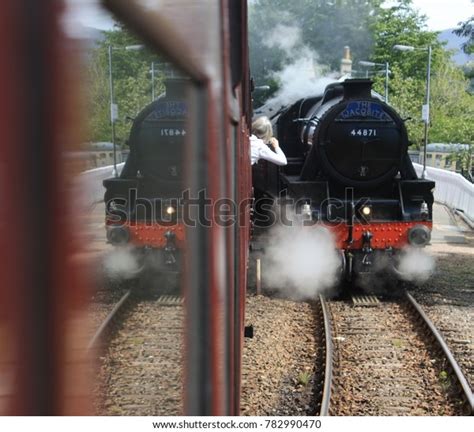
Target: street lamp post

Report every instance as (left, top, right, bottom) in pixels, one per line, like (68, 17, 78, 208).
(108, 45, 118, 177)
(393, 44, 432, 179)
(151, 62, 155, 102)
(358, 60, 390, 103)
(423, 46, 432, 180)
(108, 44, 144, 177)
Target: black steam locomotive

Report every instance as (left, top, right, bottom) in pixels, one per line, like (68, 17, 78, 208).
(253, 79, 434, 282)
(103, 78, 188, 283)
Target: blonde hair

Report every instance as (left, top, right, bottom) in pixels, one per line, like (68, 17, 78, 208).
(252, 116, 273, 143)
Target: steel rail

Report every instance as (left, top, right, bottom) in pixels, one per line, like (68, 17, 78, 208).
(318, 295, 333, 416)
(87, 289, 132, 351)
(405, 292, 474, 415)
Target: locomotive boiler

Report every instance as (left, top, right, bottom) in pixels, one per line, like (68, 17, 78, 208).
(103, 78, 188, 285)
(253, 79, 434, 282)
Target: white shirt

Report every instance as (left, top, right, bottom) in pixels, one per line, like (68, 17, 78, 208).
(250, 135, 287, 166)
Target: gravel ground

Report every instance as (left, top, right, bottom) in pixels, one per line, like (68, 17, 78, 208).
(408, 237, 474, 392)
(95, 301, 184, 415)
(329, 300, 458, 416)
(240, 295, 321, 416)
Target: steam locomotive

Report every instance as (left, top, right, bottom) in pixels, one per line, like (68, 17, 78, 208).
(253, 79, 434, 283)
(103, 78, 188, 284)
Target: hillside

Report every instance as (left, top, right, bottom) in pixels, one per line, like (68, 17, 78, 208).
(438, 28, 472, 65)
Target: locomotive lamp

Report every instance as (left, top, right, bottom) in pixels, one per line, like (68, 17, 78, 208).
(393, 44, 432, 179)
(420, 201, 429, 220)
(166, 205, 176, 215)
(302, 202, 312, 219)
(360, 205, 372, 222)
(361, 206, 372, 217)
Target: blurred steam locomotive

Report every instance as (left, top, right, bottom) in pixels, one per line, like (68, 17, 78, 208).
(253, 79, 435, 282)
(103, 78, 187, 282)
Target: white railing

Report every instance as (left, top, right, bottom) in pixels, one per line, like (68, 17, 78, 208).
(413, 163, 474, 222)
(77, 163, 124, 208)
(77, 162, 474, 223)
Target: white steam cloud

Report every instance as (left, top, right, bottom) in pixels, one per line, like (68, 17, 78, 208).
(265, 24, 302, 57)
(262, 24, 338, 109)
(396, 247, 436, 283)
(103, 246, 141, 280)
(263, 218, 341, 299)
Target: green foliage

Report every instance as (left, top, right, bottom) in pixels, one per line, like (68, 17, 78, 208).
(249, 0, 384, 104)
(84, 25, 166, 146)
(364, 0, 473, 149)
(297, 370, 312, 386)
(84, 2, 474, 151)
(430, 62, 474, 144)
(438, 370, 451, 391)
(454, 14, 474, 55)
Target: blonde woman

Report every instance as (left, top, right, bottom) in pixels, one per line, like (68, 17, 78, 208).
(250, 116, 287, 166)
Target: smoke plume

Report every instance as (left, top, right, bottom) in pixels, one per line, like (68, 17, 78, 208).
(396, 247, 436, 283)
(263, 217, 341, 299)
(103, 245, 141, 280)
(262, 24, 337, 109)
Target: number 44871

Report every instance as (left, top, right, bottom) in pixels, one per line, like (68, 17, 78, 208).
(350, 128, 377, 137)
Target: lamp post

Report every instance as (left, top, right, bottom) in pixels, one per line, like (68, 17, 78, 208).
(393, 44, 432, 179)
(358, 60, 390, 103)
(151, 62, 156, 102)
(108, 44, 144, 177)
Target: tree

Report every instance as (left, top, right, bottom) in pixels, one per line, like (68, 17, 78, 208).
(370, 0, 446, 147)
(250, 0, 474, 148)
(84, 25, 166, 146)
(429, 62, 474, 144)
(249, 0, 384, 105)
(454, 13, 474, 54)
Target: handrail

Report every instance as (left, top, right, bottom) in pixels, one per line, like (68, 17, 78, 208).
(413, 162, 474, 222)
(77, 162, 124, 209)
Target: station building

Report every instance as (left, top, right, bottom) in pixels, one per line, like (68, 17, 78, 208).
(418, 143, 472, 172)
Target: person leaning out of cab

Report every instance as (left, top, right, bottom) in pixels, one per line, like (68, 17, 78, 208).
(250, 116, 287, 166)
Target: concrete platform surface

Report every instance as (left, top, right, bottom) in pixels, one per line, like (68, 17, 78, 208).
(431, 203, 469, 245)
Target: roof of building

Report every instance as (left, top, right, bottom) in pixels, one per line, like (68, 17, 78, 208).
(426, 143, 470, 153)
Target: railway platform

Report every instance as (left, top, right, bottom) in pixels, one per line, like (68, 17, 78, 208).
(431, 203, 471, 245)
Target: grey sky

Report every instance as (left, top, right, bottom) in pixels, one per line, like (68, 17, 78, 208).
(64, 0, 115, 34)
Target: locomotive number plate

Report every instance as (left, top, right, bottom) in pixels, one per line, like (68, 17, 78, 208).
(160, 128, 187, 137)
(350, 128, 377, 137)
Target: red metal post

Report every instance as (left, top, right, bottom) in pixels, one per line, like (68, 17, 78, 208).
(0, 0, 92, 415)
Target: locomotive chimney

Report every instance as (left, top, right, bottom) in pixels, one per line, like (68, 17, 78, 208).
(342, 79, 373, 99)
(165, 78, 188, 99)
(340, 46, 352, 76)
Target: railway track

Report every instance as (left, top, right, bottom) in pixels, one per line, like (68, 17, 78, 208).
(316, 293, 473, 416)
(88, 289, 134, 351)
(416, 301, 474, 393)
(92, 294, 184, 415)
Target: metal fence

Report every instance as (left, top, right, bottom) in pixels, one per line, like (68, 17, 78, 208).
(413, 163, 474, 223)
(77, 162, 473, 223)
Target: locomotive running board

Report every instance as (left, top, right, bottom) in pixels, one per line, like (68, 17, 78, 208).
(351, 295, 380, 307)
(156, 295, 183, 306)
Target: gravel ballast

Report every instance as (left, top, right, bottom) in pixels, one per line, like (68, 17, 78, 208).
(240, 295, 321, 416)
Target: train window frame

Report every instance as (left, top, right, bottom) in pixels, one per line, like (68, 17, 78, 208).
(102, 0, 240, 415)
